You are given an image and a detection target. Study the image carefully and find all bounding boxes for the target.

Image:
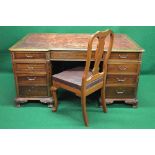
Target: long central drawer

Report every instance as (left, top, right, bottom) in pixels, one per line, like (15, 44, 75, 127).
(51, 51, 88, 60)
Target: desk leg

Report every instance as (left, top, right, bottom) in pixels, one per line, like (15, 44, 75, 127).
(125, 99, 138, 108)
(15, 98, 28, 107)
(40, 98, 53, 108)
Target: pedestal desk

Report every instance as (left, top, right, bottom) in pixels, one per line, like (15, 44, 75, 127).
(9, 33, 144, 107)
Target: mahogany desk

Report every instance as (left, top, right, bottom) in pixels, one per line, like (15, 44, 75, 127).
(9, 33, 144, 107)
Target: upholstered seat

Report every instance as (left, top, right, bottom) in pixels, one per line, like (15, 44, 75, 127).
(52, 67, 103, 90)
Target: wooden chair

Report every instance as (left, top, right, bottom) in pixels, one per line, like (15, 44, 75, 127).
(51, 30, 114, 126)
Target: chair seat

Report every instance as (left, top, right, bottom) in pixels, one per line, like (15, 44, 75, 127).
(52, 67, 102, 90)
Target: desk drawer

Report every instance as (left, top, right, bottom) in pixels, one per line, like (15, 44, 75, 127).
(106, 86, 136, 99)
(51, 51, 87, 60)
(17, 74, 47, 85)
(14, 52, 46, 59)
(19, 86, 48, 97)
(14, 63, 47, 72)
(106, 75, 137, 86)
(109, 52, 140, 60)
(108, 63, 139, 74)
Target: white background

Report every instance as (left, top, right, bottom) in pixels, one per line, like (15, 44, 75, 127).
(0, 130, 155, 155)
(0, 0, 155, 25)
(0, 0, 155, 155)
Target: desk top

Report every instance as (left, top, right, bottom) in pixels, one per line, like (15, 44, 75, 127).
(9, 33, 144, 52)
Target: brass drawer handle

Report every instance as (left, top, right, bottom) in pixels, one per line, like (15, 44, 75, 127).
(116, 90, 125, 94)
(119, 54, 128, 59)
(118, 66, 127, 71)
(25, 54, 33, 58)
(116, 78, 126, 82)
(27, 77, 36, 81)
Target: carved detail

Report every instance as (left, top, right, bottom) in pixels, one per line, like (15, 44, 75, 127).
(15, 98, 28, 108)
(15, 97, 53, 107)
(40, 98, 53, 108)
(105, 99, 114, 104)
(104, 98, 138, 108)
(15, 98, 28, 103)
(124, 99, 137, 104)
(125, 99, 138, 108)
(40, 98, 53, 104)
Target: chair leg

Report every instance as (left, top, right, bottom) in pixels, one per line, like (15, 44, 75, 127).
(51, 86, 58, 112)
(101, 87, 107, 113)
(81, 95, 88, 126)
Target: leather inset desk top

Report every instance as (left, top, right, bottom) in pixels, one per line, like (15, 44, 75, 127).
(9, 33, 144, 52)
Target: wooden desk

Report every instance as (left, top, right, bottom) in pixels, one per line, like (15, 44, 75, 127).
(9, 33, 144, 107)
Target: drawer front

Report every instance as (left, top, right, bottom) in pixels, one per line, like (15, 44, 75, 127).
(106, 87, 136, 99)
(15, 63, 47, 72)
(14, 52, 46, 59)
(106, 75, 137, 85)
(17, 74, 47, 85)
(18, 86, 48, 97)
(51, 51, 88, 60)
(109, 52, 140, 60)
(108, 63, 139, 74)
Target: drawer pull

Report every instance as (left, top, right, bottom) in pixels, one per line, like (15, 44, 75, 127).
(25, 54, 33, 58)
(119, 54, 128, 59)
(118, 66, 127, 71)
(116, 90, 125, 94)
(116, 78, 126, 82)
(27, 77, 36, 81)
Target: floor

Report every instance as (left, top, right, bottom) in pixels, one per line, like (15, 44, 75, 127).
(0, 72, 155, 129)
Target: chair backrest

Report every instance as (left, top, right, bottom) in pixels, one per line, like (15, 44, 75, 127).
(82, 30, 114, 90)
